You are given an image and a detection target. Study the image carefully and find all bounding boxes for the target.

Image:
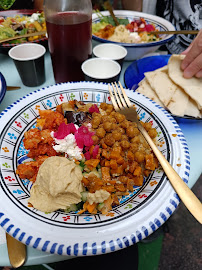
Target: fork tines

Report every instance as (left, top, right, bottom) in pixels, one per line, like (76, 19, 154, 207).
(108, 81, 131, 111)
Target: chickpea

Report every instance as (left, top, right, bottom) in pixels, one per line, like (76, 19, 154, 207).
(131, 136, 140, 144)
(106, 104, 114, 114)
(144, 122, 152, 131)
(102, 115, 116, 123)
(112, 130, 122, 141)
(104, 133, 115, 146)
(111, 123, 118, 130)
(96, 127, 106, 138)
(113, 141, 120, 148)
(131, 122, 138, 128)
(120, 140, 130, 149)
(126, 126, 139, 138)
(130, 143, 139, 153)
(114, 112, 125, 123)
(92, 135, 99, 145)
(134, 151, 145, 163)
(103, 121, 113, 132)
(148, 128, 157, 139)
(92, 112, 102, 119)
(121, 134, 128, 141)
(92, 117, 101, 129)
(100, 103, 108, 111)
(115, 127, 125, 134)
(120, 120, 130, 129)
(110, 111, 116, 117)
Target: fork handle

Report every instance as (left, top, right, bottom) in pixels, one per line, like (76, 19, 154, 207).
(138, 123, 202, 224)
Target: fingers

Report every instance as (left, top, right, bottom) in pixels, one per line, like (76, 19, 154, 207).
(195, 69, 202, 78)
(181, 29, 202, 78)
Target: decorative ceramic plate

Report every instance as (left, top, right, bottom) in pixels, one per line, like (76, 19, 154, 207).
(0, 72, 6, 104)
(124, 55, 202, 120)
(0, 82, 190, 256)
(0, 9, 47, 53)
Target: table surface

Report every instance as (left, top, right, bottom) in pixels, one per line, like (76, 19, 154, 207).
(0, 51, 202, 267)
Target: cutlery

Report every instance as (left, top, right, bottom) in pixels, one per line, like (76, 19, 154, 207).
(6, 233, 26, 268)
(150, 30, 199, 35)
(108, 81, 202, 224)
(0, 31, 46, 43)
(6, 86, 21, 91)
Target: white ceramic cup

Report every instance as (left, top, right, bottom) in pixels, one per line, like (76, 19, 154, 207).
(9, 43, 46, 87)
(93, 43, 127, 66)
(81, 58, 121, 83)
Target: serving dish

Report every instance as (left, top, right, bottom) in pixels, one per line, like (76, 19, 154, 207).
(0, 9, 47, 54)
(124, 55, 202, 120)
(0, 81, 190, 256)
(0, 72, 6, 104)
(92, 10, 175, 61)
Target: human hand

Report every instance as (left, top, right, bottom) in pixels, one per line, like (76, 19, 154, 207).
(181, 29, 202, 78)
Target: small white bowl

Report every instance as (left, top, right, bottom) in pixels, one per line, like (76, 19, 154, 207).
(93, 43, 127, 66)
(81, 58, 121, 83)
(92, 10, 176, 61)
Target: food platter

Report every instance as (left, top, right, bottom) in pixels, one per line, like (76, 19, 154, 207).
(92, 10, 175, 61)
(0, 72, 6, 104)
(124, 55, 202, 120)
(0, 9, 47, 53)
(0, 82, 190, 256)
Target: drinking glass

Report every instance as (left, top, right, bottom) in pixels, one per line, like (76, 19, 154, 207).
(44, 0, 92, 83)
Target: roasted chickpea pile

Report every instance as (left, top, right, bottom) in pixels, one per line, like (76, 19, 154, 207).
(82, 102, 158, 205)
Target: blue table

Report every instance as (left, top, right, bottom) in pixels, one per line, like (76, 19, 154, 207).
(0, 51, 201, 267)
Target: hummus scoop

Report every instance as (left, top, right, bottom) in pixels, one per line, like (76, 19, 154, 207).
(29, 156, 84, 212)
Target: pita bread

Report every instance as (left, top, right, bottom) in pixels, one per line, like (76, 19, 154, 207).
(184, 98, 201, 118)
(168, 54, 202, 110)
(136, 79, 164, 107)
(166, 86, 189, 117)
(145, 68, 178, 106)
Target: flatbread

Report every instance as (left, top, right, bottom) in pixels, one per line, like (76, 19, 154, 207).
(136, 79, 164, 107)
(166, 86, 189, 117)
(184, 98, 201, 118)
(144, 68, 178, 106)
(168, 54, 202, 110)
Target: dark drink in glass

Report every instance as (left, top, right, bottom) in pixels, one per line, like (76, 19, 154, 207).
(46, 11, 92, 83)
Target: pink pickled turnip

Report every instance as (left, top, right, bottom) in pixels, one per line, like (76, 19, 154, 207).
(89, 104, 99, 114)
(67, 123, 77, 134)
(54, 122, 69, 139)
(92, 145, 99, 159)
(145, 24, 155, 32)
(75, 133, 84, 149)
(84, 151, 91, 160)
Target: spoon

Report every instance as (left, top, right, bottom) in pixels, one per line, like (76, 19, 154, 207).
(6, 233, 26, 268)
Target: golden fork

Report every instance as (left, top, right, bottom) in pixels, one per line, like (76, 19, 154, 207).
(108, 81, 202, 224)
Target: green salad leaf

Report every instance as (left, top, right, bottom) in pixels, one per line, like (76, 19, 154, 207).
(93, 9, 129, 27)
(0, 26, 15, 40)
(0, 0, 16, 10)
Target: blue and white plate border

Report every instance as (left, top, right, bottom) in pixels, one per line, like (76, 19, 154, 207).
(0, 81, 190, 256)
